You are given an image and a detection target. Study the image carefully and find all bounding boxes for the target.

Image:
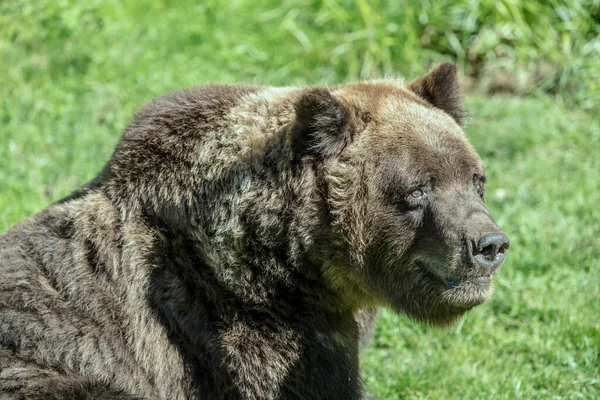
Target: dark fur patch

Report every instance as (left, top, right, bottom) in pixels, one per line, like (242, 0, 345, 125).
(146, 230, 362, 399)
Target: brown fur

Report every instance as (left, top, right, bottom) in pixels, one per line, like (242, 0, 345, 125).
(0, 63, 508, 399)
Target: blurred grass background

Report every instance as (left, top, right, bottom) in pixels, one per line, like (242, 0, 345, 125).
(1, 0, 599, 398)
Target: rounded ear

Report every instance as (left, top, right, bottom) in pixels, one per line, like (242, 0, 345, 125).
(408, 62, 466, 126)
(291, 88, 353, 160)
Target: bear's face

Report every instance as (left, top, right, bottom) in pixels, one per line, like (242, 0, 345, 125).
(357, 97, 508, 325)
(294, 63, 509, 325)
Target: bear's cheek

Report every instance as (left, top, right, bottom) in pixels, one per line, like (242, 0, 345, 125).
(365, 219, 418, 264)
(359, 220, 421, 291)
(368, 201, 424, 233)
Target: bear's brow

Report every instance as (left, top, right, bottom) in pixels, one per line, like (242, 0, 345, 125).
(380, 161, 432, 189)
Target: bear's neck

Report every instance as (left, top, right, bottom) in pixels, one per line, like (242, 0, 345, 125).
(143, 229, 363, 398)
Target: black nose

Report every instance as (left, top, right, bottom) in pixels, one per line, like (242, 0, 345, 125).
(473, 232, 510, 271)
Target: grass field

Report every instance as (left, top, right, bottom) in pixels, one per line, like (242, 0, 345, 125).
(1, 1, 599, 399)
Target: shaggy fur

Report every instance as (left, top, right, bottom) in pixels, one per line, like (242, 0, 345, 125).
(0, 63, 508, 399)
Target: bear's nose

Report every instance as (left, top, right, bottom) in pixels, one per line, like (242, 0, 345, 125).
(472, 232, 510, 272)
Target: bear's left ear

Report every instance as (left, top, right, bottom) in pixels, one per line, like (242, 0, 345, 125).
(291, 88, 353, 160)
(408, 62, 466, 126)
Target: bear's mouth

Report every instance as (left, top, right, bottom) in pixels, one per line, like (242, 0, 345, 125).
(416, 261, 494, 306)
(416, 260, 493, 290)
(442, 275, 490, 290)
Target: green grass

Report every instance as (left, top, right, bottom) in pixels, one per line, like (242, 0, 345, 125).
(1, 1, 599, 399)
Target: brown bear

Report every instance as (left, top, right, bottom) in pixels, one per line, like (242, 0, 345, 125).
(0, 63, 509, 399)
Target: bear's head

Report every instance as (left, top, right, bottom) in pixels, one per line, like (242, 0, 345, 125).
(292, 63, 509, 325)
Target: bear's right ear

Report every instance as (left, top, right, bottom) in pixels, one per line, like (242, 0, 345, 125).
(408, 62, 466, 126)
(291, 88, 353, 160)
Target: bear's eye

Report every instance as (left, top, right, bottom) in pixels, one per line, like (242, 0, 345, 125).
(410, 189, 425, 199)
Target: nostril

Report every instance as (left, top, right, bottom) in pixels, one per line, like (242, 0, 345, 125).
(498, 242, 509, 254)
(475, 232, 510, 261)
(480, 243, 496, 259)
